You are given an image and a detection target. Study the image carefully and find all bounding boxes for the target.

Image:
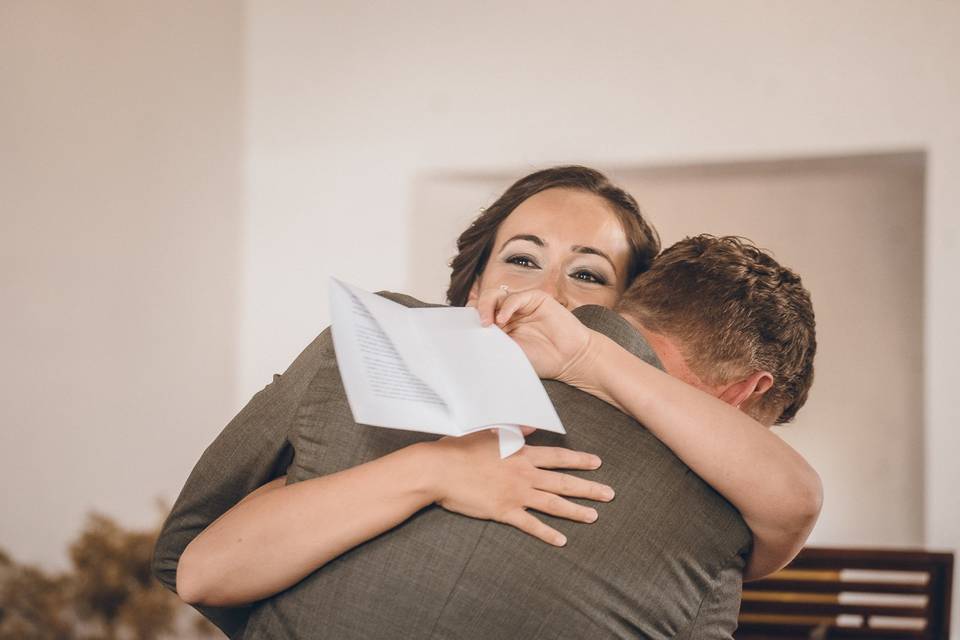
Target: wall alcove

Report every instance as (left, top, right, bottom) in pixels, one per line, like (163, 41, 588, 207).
(409, 152, 926, 547)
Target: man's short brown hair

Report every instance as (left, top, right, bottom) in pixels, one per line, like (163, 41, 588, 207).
(617, 235, 816, 425)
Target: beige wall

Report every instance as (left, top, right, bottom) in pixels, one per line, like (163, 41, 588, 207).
(3, 0, 959, 631)
(0, 2, 244, 567)
(243, 2, 959, 627)
(621, 156, 927, 547)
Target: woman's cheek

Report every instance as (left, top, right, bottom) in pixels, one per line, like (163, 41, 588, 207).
(489, 269, 545, 292)
(571, 286, 621, 309)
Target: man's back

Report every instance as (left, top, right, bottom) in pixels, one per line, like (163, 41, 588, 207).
(242, 299, 750, 639)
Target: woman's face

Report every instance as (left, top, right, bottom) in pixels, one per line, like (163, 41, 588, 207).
(470, 187, 632, 310)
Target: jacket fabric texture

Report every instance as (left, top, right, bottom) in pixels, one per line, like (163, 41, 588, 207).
(153, 293, 750, 639)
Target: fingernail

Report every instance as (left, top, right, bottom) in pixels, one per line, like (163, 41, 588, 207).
(586, 509, 598, 523)
(591, 456, 602, 468)
(602, 487, 615, 501)
(556, 534, 567, 546)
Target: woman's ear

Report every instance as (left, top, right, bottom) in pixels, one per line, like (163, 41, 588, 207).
(718, 371, 773, 411)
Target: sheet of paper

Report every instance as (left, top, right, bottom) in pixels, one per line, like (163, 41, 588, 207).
(407, 306, 563, 434)
(329, 280, 452, 434)
(329, 278, 564, 457)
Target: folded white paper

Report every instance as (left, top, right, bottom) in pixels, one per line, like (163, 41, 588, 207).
(329, 278, 564, 457)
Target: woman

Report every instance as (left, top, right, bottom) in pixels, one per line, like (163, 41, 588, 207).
(174, 166, 820, 608)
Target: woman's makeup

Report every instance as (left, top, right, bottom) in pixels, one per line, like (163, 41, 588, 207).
(475, 187, 631, 309)
(498, 237, 615, 289)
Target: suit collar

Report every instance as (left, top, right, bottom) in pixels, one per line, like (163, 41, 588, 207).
(572, 305, 665, 372)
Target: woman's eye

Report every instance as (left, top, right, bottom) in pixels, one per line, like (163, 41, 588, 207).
(506, 255, 538, 268)
(571, 270, 606, 285)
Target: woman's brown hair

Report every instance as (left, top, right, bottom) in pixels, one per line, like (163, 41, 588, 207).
(446, 166, 660, 306)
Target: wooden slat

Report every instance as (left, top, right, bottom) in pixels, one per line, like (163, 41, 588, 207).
(736, 547, 953, 639)
(788, 549, 953, 572)
(746, 578, 930, 595)
(770, 569, 842, 581)
(742, 591, 838, 603)
(827, 630, 926, 639)
(737, 622, 926, 639)
(739, 613, 834, 625)
(741, 599, 927, 618)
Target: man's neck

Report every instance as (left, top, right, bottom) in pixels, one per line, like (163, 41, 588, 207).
(618, 311, 777, 425)
(618, 313, 715, 395)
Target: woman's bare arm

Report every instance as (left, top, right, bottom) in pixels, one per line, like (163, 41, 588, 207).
(176, 431, 613, 607)
(576, 332, 821, 580)
(479, 289, 822, 580)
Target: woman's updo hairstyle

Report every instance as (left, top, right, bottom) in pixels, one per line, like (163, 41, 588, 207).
(446, 165, 661, 306)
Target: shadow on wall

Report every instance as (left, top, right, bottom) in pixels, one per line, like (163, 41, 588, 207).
(0, 505, 215, 640)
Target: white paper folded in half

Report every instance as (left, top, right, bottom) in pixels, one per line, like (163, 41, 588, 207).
(329, 278, 564, 457)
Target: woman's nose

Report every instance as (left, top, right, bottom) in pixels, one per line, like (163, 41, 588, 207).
(554, 286, 571, 310)
(546, 273, 571, 310)
(536, 277, 559, 302)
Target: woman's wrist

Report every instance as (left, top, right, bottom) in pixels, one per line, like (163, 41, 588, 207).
(397, 441, 442, 505)
(557, 331, 621, 409)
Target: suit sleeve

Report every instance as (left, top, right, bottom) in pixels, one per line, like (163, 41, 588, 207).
(151, 329, 329, 638)
(678, 554, 749, 639)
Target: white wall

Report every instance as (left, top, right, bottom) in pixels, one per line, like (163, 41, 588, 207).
(0, 2, 244, 567)
(243, 0, 960, 627)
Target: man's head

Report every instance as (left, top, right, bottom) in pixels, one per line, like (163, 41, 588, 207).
(616, 235, 816, 426)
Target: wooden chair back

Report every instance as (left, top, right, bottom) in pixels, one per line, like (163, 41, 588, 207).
(736, 547, 953, 639)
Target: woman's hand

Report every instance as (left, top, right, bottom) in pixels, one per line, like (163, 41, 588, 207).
(426, 429, 614, 547)
(474, 286, 597, 385)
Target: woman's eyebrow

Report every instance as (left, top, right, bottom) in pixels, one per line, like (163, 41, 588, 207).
(572, 245, 617, 274)
(500, 235, 617, 274)
(499, 234, 544, 252)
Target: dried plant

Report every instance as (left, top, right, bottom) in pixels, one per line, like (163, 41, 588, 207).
(0, 509, 218, 639)
(0, 554, 74, 640)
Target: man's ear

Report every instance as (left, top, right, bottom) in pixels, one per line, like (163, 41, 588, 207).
(466, 277, 482, 307)
(718, 370, 773, 410)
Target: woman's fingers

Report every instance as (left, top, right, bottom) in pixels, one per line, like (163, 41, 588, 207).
(494, 290, 543, 326)
(501, 509, 567, 547)
(522, 445, 602, 471)
(476, 287, 546, 327)
(476, 286, 510, 326)
(526, 489, 600, 523)
(531, 469, 615, 503)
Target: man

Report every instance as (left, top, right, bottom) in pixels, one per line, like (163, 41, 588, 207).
(153, 235, 816, 639)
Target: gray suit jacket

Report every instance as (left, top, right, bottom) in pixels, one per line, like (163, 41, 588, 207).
(153, 294, 750, 639)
